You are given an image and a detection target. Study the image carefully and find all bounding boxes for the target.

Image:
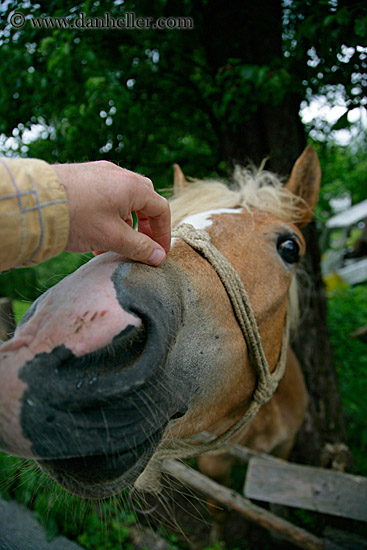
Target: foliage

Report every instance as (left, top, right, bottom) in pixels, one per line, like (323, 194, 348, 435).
(0, 0, 365, 173)
(0, 451, 137, 549)
(284, 0, 367, 127)
(0, 0, 222, 185)
(314, 140, 367, 221)
(0, 252, 92, 300)
(327, 284, 367, 475)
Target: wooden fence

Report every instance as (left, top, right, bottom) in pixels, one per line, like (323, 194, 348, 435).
(162, 443, 367, 550)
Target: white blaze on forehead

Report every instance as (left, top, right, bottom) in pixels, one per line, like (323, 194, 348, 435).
(171, 208, 242, 246)
(181, 208, 242, 229)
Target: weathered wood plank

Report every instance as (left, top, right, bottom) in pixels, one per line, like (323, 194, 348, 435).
(162, 458, 326, 550)
(244, 456, 367, 522)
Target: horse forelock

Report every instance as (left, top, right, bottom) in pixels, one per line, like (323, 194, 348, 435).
(169, 165, 302, 334)
(169, 165, 306, 227)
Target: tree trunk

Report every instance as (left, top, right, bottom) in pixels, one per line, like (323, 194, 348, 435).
(291, 224, 348, 467)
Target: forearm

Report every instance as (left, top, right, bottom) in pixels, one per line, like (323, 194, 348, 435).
(0, 158, 69, 271)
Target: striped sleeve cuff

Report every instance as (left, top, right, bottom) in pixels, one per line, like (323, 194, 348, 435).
(0, 158, 70, 271)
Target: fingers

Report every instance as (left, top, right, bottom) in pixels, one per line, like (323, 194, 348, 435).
(112, 168, 170, 253)
(56, 160, 171, 263)
(130, 189, 171, 254)
(136, 212, 154, 240)
(110, 222, 167, 266)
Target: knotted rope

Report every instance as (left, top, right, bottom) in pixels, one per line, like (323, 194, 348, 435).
(134, 223, 290, 493)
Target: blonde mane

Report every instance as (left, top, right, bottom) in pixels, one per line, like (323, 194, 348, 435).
(170, 165, 305, 227)
(169, 165, 302, 334)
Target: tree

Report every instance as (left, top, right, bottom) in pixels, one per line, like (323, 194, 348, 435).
(0, 0, 366, 466)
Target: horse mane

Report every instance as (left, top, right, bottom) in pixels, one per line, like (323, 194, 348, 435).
(169, 165, 305, 226)
(169, 164, 303, 335)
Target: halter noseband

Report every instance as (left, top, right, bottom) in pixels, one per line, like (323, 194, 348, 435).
(135, 223, 290, 493)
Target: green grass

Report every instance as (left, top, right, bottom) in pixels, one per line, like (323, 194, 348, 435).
(327, 284, 367, 475)
(12, 299, 32, 324)
(0, 452, 138, 549)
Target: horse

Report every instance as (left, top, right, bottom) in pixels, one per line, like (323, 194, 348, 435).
(0, 147, 320, 532)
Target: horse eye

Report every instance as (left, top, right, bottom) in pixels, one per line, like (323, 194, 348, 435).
(277, 237, 300, 264)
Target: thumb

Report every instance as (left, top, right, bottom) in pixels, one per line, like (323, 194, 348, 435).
(112, 223, 167, 266)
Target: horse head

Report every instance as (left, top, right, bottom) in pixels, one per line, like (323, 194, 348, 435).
(0, 146, 320, 498)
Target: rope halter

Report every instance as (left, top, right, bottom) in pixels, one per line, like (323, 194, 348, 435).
(134, 223, 290, 493)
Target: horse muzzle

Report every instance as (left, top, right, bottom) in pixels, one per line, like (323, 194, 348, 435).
(0, 254, 192, 495)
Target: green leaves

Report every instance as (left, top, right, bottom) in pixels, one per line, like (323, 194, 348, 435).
(213, 61, 292, 128)
(328, 285, 367, 475)
(354, 16, 367, 37)
(0, 252, 92, 300)
(1, 0, 364, 174)
(314, 140, 367, 222)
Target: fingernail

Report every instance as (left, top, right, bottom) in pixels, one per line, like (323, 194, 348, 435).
(148, 248, 166, 266)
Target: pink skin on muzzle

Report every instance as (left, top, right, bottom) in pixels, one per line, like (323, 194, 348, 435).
(0, 252, 140, 457)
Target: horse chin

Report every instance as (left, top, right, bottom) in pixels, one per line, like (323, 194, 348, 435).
(37, 433, 162, 499)
(38, 458, 145, 499)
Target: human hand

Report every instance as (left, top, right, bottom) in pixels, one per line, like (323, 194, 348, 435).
(53, 161, 171, 266)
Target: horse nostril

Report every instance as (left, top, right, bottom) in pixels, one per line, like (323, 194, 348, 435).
(18, 287, 180, 461)
(170, 409, 187, 420)
(96, 320, 148, 374)
(74, 320, 148, 380)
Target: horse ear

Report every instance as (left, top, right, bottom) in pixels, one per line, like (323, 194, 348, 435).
(173, 164, 189, 193)
(285, 145, 321, 226)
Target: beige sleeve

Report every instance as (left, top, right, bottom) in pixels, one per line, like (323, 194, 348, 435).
(0, 158, 70, 271)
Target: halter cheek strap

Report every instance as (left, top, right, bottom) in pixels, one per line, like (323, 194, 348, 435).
(134, 223, 290, 493)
